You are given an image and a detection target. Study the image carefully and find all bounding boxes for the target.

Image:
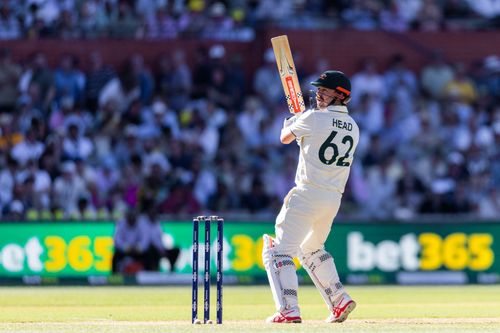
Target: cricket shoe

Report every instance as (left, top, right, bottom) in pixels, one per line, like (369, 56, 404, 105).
(266, 307, 302, 323)
(325, 293, 356, 323)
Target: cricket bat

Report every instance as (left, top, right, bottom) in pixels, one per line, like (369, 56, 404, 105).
(271, 35, 306, 114)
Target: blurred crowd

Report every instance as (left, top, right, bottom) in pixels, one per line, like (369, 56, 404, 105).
(0, 39, 499, 222)
(1, 0, 500, 41)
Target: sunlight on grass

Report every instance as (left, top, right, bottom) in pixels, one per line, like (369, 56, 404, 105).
(0, 285, 499, 332)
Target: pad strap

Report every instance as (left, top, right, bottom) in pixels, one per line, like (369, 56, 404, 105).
(300, 249, 344, 309)
(262, 234, 299, 311)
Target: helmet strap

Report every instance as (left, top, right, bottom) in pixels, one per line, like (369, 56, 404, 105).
(328, 90, 350, 106)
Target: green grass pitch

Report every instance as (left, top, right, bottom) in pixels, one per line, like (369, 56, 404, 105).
(0, 285, 499, 332)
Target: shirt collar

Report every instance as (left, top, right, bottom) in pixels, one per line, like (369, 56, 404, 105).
(326, 105, 348, 113)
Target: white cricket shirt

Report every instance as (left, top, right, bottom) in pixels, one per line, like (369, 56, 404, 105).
(289, 105, 360, 193)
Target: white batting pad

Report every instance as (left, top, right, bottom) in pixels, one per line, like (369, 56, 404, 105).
(300, 249, 344, 309)
(262, 234, 299, 311)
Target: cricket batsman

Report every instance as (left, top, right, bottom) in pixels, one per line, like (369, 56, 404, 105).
(263, 70, 360, 323)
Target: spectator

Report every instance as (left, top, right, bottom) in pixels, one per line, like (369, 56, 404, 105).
(137, 153, 169, 209)
(140, 200, 180, 271)
(202, 2, 234, 40)
(85, 51, 115, 113)
(17, 159, 51, 211)
(53, 53, 85, 106)
(144, 5, 179, 39)
(17, 96, 44, 134)
(254, 0, 294, 23)
(350, 58, 386, 107)
(241, 177, 271, 214)
(384, 54, 418, 98)
(201, 99, 228, 132)
(48, 96, 74, 133)
(164, 50, 192, 111)
(177, 0, 207, 37)
(52, 161, 87, 217)
(420, 51, 454, 100)
(0, 114, 23, 153)
(448, 181, 473, 213)
(466, 0, 500, 19)
(74, 157, 98, 199)
(237, 96, 266, 148)
(99, 61, 140, 114)
(395, 0, 423, 23)
(112, 208, 147, 273)
(0, 48, 21, 112)
(491, 122, 500, 187)
(192, 157, 217, 208)
(69, 194, 98, 220)
(162, 181, 201, 215)
(3, 199, 24, 220)
(394, 160, 426, 219)
(414, 0, 443, 31)
(94, 157, 120, 208)
(62, 122, 93, 161)
(38, 139, 62, 180)
(121, 154, 143, 208)
(379, 0, 410, 32)
(478, 187, 500, 219)
(443, 0, 472, 22)
(253, 48, 284, 107)
(55, 8, 80, 38)
(11, 127, 45, 167)
(341, 0, 381, 30)
(113, 125, 143, 167)
(190, 46, 212, 100)
(409, 111, 442, 157)
(63, 101, 94, 134)
(363, 153, 398, 218)
(0, 156, 18, 214)
(419, 188, 447, 214)
(0, 3, 21, 39)
(207, 180, 239, 212)
(130, 53, 155, 105)
(223, 8, 255, 41)
(108, 1, 141, 38)
(79, 0, 106, 38)
(443, 63, 478, 104)
(93, 98, 122, 151)
(121, 99, 144, 128)
(351, 93, 384, 135)
(303, 58, 331, 106)
(482, 55, 500, 100)
(18, 52, 55, 112)
(207, 64, 233, 110)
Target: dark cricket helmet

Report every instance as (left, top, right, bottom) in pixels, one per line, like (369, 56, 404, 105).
(311, 70, 351, 102)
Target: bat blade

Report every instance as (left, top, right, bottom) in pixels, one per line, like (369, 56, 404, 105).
(271, 35, 306, 114)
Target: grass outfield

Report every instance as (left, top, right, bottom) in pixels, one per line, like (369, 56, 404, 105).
(0, 285, 499, 332)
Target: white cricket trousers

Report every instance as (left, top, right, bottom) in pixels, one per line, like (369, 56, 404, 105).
(273, 185, 342, 257)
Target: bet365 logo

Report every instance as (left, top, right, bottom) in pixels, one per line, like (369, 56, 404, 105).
(347, 232, 494, 272)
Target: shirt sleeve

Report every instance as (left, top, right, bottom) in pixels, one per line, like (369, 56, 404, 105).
(289, 111, 315, 138)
